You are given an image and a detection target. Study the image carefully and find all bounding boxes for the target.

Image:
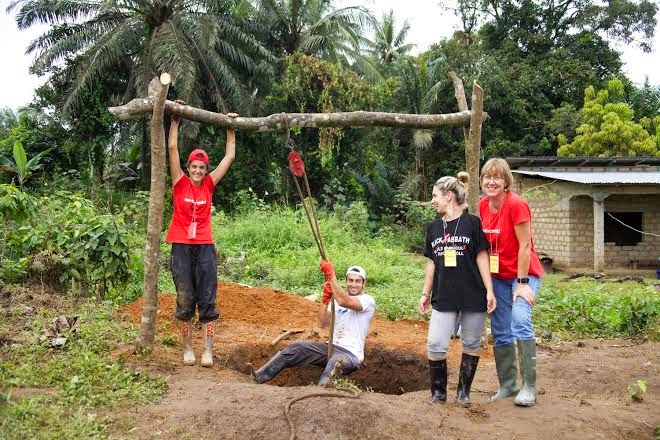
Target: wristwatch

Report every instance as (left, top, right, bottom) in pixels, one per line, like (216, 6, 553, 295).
(516, 277, 529, 285)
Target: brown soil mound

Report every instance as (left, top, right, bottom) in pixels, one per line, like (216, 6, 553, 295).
(117, 282, 659, 440)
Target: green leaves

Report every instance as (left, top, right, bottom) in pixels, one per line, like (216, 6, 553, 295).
(0, 140, 53, 188)
(534, 276, 660, 339)
(558, 79, 660, 157)
(1, 191, 133, 296)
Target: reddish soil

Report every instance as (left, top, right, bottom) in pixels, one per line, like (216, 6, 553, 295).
(115, 281, 659, 440)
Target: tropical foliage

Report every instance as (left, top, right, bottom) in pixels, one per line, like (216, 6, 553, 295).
(558, 79, 660, 157)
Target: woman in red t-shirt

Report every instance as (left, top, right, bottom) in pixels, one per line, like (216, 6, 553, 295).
(166, 114, 236, 367)
(479, 158, 543, 407)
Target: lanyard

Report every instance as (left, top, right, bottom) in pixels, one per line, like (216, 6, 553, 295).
(487, 194, 506, 254)
(442, 212, 463, 245)
(189, 179, 202, 222)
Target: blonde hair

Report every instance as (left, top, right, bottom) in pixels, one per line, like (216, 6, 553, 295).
(481, 158, 514, 189)
(433, 171, 470, 205)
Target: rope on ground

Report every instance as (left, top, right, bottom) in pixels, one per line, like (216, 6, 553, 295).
(284, 389, 359, 440)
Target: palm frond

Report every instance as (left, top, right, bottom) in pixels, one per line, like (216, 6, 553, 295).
(8, 0, 99, 29)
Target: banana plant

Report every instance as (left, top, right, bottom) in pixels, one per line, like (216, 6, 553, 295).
(0, 140, 53, 188)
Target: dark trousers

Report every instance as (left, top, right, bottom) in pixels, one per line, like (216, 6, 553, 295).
(279, 342, 360, 385)
(170, 243, 219, 322)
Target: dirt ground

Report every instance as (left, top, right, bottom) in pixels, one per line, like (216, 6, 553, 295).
(107, 281, 660, 440)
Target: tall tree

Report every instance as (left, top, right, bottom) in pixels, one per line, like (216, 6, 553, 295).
(458, 0, 658, 54)
(254, 0, 373, 63)
(8, 0, 275, 114)
(367, 9, 414, 64)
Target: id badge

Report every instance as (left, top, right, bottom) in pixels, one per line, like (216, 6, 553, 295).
(444, 249, 457, 267)
(187, 221, 197, 239)
(489, 254, 499, 273)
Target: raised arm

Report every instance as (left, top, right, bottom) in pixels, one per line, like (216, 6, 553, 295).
(168, 116, 185, 186)
(328, 276, 364, 311)
(209, 127, 236, 185)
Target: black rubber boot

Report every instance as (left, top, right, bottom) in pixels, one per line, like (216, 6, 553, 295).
(429, 359, 447, 403)
(456, 353, 480, 405)
(252, 352, 288, 384)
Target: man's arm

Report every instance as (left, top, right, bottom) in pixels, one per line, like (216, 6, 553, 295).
(328, 276, 364, 311)
(318, 301, 332, 329)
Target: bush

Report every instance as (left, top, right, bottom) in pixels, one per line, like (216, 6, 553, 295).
(2, 191, 133, 297)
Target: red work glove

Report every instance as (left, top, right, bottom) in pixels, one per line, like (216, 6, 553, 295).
(322, 281, 333, 305)
(319, 259, 335, 281)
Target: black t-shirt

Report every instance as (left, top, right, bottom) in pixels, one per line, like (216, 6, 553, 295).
(424, 213, 490, 313)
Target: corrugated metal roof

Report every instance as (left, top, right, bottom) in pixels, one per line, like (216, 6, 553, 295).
(506, 156, 660, 167)
(512, 170, 660, 184)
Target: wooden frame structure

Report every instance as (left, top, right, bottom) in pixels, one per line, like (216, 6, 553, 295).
(108, 72, 486, 349)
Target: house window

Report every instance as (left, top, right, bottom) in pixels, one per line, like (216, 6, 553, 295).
(604, 212, 642, 246)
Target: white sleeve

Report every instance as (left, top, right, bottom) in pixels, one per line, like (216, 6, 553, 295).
(357, 295, 376, 312)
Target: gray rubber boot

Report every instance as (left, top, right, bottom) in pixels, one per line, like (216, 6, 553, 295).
(200, 321, 215, 367)
(514, 339, 537, 406)
(429, 359, 447, 403)
(181, 320, 195, 366)
(252, 352, 288, 384)
(456, 353, 479, 405)
(489, 343, 519, 402)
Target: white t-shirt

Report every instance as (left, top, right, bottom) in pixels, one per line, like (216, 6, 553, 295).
(329, 294, 376, 362)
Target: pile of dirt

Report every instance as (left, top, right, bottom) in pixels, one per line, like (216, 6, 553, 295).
(116, 281, 659, 440)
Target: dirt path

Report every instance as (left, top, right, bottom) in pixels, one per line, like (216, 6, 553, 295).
(116, 281, 659, 439)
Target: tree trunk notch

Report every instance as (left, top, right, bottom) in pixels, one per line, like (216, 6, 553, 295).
(135, 73, 171, 352)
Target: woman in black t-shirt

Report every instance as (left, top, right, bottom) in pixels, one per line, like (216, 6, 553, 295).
(419, 172, 496, 405)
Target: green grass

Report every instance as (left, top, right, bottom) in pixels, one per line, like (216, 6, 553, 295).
(214, 204, 426, 320)
(0, 301, 167, 439)
(534, 274, 659, 340)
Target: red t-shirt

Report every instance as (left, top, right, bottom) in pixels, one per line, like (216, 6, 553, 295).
(166, 175, 215, 244)
(479, 191, 543, 280)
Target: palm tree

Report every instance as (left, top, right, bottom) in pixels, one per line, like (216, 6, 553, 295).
(395, 54, 447, 201)
(8, 0, 275, 114)
(368, 9, 414, 65)
(255, 0, 373, 63)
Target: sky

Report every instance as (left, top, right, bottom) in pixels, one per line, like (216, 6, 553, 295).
(0, 0, 658, 111)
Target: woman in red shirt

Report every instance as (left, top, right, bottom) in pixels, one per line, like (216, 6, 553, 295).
(166, 114, 235, 367)
(479, 158, 543, 407)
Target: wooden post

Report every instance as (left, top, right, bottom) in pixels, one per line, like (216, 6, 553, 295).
(109, 102, 485, 130)
(135, 73, 171, 351)
(450, 73, 484, 216)
(466, 81, 484, 216)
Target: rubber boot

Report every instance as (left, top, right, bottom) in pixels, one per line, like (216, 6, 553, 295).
(489, 344, 519, 402)
(200, 321, 215, 367)
(181, 320, 195, 366)
(252, 352, 288, 384)
(456, 353, 479, 405)
(514, 339, 537, 406)
(429, 359, 447, 403)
